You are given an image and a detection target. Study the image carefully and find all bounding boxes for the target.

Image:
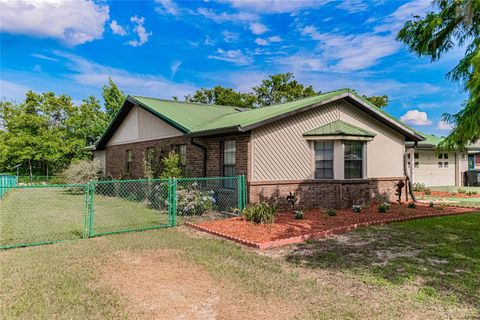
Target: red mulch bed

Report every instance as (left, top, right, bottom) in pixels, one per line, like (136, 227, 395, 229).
(415, 191, 480, 198)
(189, 203, 477, 247)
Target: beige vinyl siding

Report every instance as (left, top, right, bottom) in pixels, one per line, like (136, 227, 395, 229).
(250, 100, 405, 182)
(107, 106, 182, 146)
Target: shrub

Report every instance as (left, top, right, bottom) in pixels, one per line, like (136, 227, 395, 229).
(458, 188, 467, 194)
(352, 205, 362, 213)
(160, 151, 182, 178)
(242, 202, 276, 224)
(429, 201, 435, 208)
(424, 188, 431, 195)
(326, 209, 337, 216)
(413, 182, 427, 192)
(407, 201, 416, 209)
(378, 203, 390, 213)
(294, 210, 304, 220)
(467, 191, 478, 195)
(62, 159, 100, 185)
(176, 185, 215, 216)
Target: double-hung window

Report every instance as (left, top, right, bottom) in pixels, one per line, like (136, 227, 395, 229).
(175, 144, 187, 174)
(126, 150, 133, 174)
(223, 140, 236, 188)
(344, 141, 363, 179)
(314, 141, 333, 179)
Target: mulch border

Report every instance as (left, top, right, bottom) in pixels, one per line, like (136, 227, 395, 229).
(185, 209, 478, 250)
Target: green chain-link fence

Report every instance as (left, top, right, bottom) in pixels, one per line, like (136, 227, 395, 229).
(0, 175, 246, 249)
(0, 174, 17, 198)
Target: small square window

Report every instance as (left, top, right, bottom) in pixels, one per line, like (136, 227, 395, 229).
(444, 162, 449, 168)
(443, 153, 448, 159)
(438, 153, 443, 159)
(414, 153, 419, 159)
(438, 162, 443, 168)
(414, 162, 419, 168)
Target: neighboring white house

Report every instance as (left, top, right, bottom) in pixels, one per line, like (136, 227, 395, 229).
(406, 134, 480, 187)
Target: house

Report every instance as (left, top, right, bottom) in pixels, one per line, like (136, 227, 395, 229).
(405, 133, 480, 187)
(91, 89, 424, 209)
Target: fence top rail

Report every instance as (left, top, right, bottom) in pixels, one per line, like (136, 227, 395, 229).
(176, 176, 241, 181)
(0, 183, 86, 189)
(91, 178, 169, 184)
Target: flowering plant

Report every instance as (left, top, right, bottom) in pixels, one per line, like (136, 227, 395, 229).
(352, 205, 362, 213)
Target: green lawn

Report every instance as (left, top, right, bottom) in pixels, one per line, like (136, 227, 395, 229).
(0, 187, 169, 248)
(1, 214, 479, 319)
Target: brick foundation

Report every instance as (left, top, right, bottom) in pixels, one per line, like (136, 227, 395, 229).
(248, 177, 408, 209)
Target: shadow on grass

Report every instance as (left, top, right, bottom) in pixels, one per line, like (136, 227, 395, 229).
(284, 213, 480, 307)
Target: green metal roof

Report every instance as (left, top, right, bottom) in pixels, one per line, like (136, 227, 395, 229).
(303, 120, 376, 137)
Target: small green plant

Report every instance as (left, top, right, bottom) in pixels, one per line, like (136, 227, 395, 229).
(352, 205, 362, 213)
(466, 191, 478, 195)
(160, 151, 183, 178)
(408, 201, 417, 209)
(294, 210, 304, 220)
(326, 209, 336, 216)
(458, 188, 467, 194)
(242, 202, 276, 224)
(424, 188, 431, 195)
(413, 182, 426, 192)
(429, 201, 435, 208)
(378, 202, 390, 213)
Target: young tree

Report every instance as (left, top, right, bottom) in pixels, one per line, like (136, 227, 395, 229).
(102, 78, 126, 120)
(253, 73, 318, 107)
(397, 0, 479, 148)
(160, 151, 182, 178)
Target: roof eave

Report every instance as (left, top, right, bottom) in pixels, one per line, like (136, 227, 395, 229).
(187, 125, 242, 137)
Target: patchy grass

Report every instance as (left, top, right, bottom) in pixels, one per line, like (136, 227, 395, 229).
(1, 216, 479, 319)
(0, 187, 169, 247)
(284, 213, 480, 310)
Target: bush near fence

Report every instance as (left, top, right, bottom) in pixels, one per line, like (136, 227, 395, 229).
(0, 175, 246, 249)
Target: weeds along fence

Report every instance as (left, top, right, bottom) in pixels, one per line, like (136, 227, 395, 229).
(0, 175, 246, 249)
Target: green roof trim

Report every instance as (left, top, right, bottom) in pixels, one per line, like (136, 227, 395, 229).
(303, 120, 376, 137)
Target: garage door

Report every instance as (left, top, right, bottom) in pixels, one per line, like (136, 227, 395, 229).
(412, 150, 456, 186)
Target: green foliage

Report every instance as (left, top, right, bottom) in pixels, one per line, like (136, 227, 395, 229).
(458, 188, 467, 194)
(102, 78, 126, 120)
(397, 0, 480, 148)
(466, 190, 478, 195)
(176, 185, 215, 216)
(160, 151, 182, 178)
(185, 86, 256, 109)
(362, 95, 389, 108)
(413, 183, 427, 192)
(424, 188, 432, 195)
(252, 73, 318, 107)
(294, 210, 304, 220)
(378, 203, 391, 213)
(429, 201, 435, 208)
(62, 159, 100, 185)
(326, 209, 337, 216)
(352, 205, 362, 213)
(408, 201, 417, 209)
(242, 202, 276, 224)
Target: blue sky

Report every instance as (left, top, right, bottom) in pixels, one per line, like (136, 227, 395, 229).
(0, 0, 468, 135)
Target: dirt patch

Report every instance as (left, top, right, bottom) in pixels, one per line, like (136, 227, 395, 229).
(191, 203, 476, 245)
(103, 250, 297, 320)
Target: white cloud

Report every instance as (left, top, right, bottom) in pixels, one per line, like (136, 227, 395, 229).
(52, 51, 196, 99)
(437, 120, 453, 131)
(249, 22, 268, 35)
(170, 60, 182, 78)
(255, 38, 268, 46)
(375, 0, 433, 33)
(268, 35, 282, 42)
(110, 20, 127, 36)
(0, 0, 109, 45)
(222, 30, 239, 43)
(222, 0, 332, 13)
(0, 79, 31, 102)
(31, 53, 58, 62)
(400, 110, 432, 126)
(208, 48, 253, 65)
(154, 0, 180, 15)
(126, 16, 152, 47)
(204, 36, 215, 46)
(300, 25, 399, 71)
(197, 7, 258, 23)
(335, 0, 369, 13)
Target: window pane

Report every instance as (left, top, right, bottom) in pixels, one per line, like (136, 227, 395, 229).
(438, 162, 443, 168)
(314, 141, 333, 179)
(438, 153, 443, 159)
(223, 141, 236, 165)
(444, 153, 448, 159)
(344, 142, 363, 179)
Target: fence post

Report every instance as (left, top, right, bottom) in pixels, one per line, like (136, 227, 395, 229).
(83, 183, 90, 238)
(172, 177, 177, 227)
(237, 175, 243, 210)
(88, 183, 95, 237)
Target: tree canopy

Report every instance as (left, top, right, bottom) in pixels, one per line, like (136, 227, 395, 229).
(186, 72, 388, 108)
(397, 0, 479, 148)
(102, 78, 126, 120)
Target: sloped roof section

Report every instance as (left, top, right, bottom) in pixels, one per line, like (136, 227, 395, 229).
(303, 120, 376, 137)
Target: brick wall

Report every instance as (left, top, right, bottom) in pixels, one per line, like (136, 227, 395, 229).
(248, 177, 407, 210)
(104, 133, 250, 179)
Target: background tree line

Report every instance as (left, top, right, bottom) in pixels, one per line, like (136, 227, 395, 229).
(0, 73, 388, 177)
